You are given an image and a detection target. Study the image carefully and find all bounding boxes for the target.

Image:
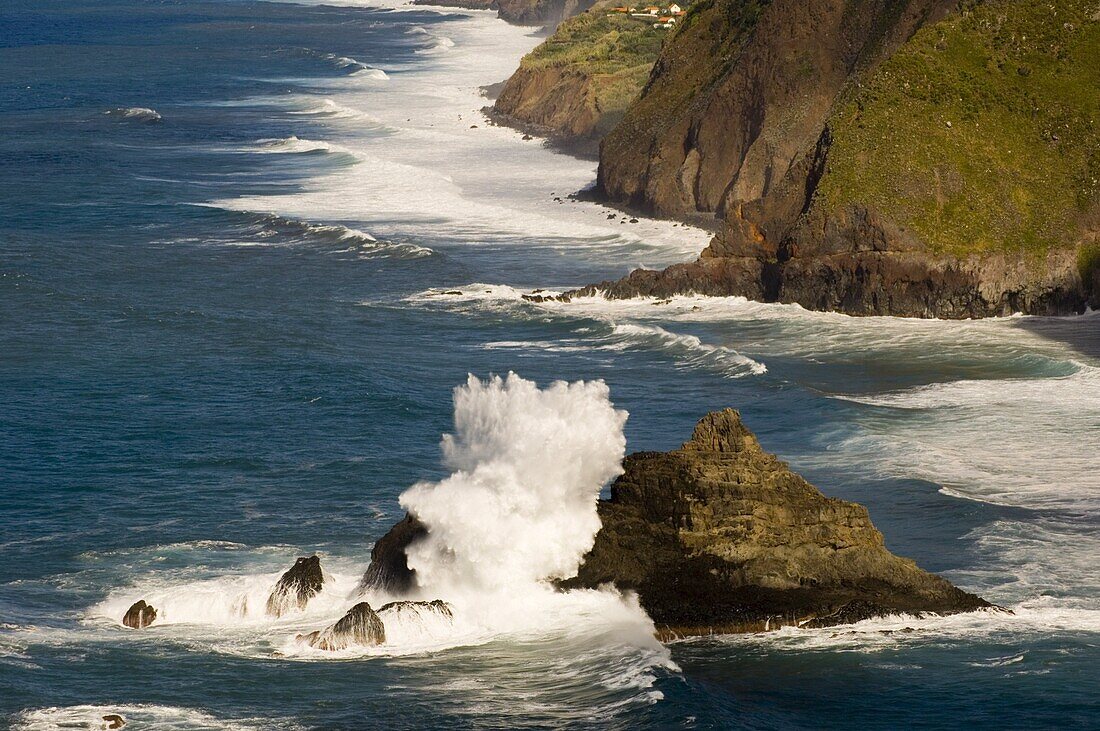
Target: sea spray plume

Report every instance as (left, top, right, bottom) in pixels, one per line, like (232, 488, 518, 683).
(399, 373, 628, 596)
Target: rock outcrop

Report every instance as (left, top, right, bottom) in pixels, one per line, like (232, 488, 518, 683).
(357, 514, 427, 595)
(102, 714, 126, 729)
(363, 410, 990, 638)
(297, 602, 387, 651)
(121, 600, 157, 629)
(380, 597, 453, 615)
(266, 555, 324, 617)
(564, 409, 990, 637)
(573, 0, 1099, 317)
(490, 3, 664, 154)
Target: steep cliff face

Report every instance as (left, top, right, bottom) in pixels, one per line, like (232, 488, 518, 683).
(496, 0, 597, 26)
(583, 0, 1099, 316)
(597, 0, 956, 221)
(567, 409, 990, 637)
(491, 5, 664, 151)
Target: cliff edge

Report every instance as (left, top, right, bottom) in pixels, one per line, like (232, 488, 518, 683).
(567, 0, 1100, 316)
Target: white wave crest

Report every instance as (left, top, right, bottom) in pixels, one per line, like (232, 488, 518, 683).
(91, 568, 360, 627)
(255, 136, 356, 156)
(12, 704, 298, 731)
(401, 373, 627, 595)
(609, 323, 767, 378)
(403, 286, 767, 378)
(104, 106, 162, 123)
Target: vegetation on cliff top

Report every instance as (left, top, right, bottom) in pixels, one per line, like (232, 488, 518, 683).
(518, 4, 666, 122)
(817, 0, 1100, 258)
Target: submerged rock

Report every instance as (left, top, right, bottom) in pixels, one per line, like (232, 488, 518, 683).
(297, 602, 386, 651)
(102, 714, 126, 729)
(357, 514, 426, 595)
(563, 409, 991, 638)
(121, 600, 156, 629)
(266, 555, 324, 617)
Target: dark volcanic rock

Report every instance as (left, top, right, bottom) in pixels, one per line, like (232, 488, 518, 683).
(357, 513, 427, 595)
(378, 599, 454, 620)
(562, 208, 1091, 317)
(580, 0, 1096, 317)
(266, 555, 324, 617)
(102, 714, 126, 729)
(564, 409, 991, 638)
(121, 600, 156, 629)
(297, 602, 386, 651)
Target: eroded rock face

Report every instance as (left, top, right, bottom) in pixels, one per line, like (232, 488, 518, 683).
(564, 409, 991, 637)
(598, 0, 956, 222)
(563, 208, 1092, 317)
(122, 600, 157, 629)
(378, 599, 454, 620)
(579, 0, 1097, 317)
(266, 555, 324, 617)
(357, 514, 426, 596)
(297, 602, 386, 651)
(496, 0, 595, 25)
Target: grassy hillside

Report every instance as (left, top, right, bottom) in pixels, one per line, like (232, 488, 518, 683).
(518, 4, 667, 119)
(816, 0, 1100, 260)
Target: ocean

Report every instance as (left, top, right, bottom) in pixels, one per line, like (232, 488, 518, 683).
(1, 0, 1098, 728)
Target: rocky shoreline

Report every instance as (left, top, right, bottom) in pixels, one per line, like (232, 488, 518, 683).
(489, 0, 1100, 318)
(361, 409, 992, 639)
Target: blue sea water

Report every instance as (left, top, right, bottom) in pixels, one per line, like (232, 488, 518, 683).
(1, 0, 1099, 728)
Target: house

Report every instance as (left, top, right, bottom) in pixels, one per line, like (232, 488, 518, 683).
(653, 16, 676, 27)
(668, 3, 682, 12)
(644, 5, 660, 12)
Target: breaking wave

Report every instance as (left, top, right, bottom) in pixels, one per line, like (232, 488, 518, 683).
(404, 286, 767, 378)
(11, 704, 299, 731)
(220, 210, 434, 258)
(104, 106, 162, 123)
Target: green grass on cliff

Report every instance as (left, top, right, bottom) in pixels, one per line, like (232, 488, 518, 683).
(817, 0, 1100, 258)
(519, 5, 667, 118)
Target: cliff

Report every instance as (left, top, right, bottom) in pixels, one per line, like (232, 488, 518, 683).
(496, 0, 598, 26)
(574, 0, 1100, 316)
(490, 4, 665, 152)
(412, 0, 593, 29)
(360, 410, 989, 638)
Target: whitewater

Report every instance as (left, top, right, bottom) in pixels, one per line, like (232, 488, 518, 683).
(1, 0, 1098, 728)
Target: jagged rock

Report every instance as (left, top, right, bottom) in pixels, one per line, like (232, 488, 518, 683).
(266, 555, 324, 617)
(296, 602, 386, 651)
(121, 600, 156, 629)
(563, 409, 991, 638)
(357, 514, 426, 595)
(102, 715, 126, 729)
(378, 599, 454, 619)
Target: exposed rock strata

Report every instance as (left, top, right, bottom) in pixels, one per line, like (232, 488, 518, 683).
(564, 409, 990, 637)
(297, 602, 387, 650)
(490, 3, 662, 154)
(122, 600, 157, 629)
(266, 555, 324, 617)
(362, 410, 989, 638)
(576, 0, 1098, 316)
(561, 204, 1092, 317)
